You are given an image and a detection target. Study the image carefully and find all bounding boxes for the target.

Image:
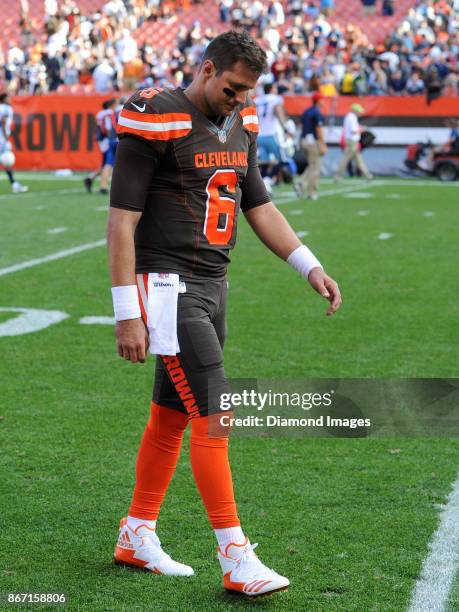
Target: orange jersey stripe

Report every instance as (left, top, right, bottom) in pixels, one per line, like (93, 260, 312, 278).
(117, 124, 192, 141)
(240, 106, 257, 118)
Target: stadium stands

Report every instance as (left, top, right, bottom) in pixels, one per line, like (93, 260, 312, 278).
(0, 0, 458, 96)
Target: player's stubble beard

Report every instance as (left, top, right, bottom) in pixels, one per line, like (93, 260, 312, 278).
(204, 89, 229, 118)
(204, 81, 240, 117)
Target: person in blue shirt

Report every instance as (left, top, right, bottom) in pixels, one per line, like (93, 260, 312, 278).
(447, 119, 459, 155)
(294, 92, 327, 200)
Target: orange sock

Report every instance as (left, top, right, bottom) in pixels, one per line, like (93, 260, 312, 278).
(129, 402, 188, 520)
(190, 415, 240, 528)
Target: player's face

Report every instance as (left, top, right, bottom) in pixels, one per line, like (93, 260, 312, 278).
(203, 60, 259, 116)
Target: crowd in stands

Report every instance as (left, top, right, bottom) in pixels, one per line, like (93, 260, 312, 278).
(0, 0, 457, 97)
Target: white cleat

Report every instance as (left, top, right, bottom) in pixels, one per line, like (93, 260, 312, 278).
(218, 538, 289, 597)
(114, 517, 194, 576)
(262, 176, 273, 195)
(12, 182, 28, 193)
(293, 180, 304, 198)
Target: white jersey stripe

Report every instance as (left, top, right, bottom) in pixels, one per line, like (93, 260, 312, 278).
(118, 116, 192, 133)
(242, 115, 258, 125)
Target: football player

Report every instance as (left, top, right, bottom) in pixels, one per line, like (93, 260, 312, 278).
(84, 99, 119, 195)
(254, 82, 292, 191)
(107, 30, 341, 597)
(0, 93, 28, 193)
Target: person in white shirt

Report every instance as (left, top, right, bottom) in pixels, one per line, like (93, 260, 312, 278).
(115, 29, 138, 64)
(92, 59, 116, 93)
(254, 82, 290, 192)
(334, 103, 373, 181)
(0, 93, 28, 193)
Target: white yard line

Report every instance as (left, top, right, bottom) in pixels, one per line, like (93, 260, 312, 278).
(370, 179, 459, 188)
(79, 316, 114, 325)
(407, 472, 459, 612)
(274, 177, 457, 205)
(47, 227, 68, 234)
(0, 173, 84, 182)
(275, 182, 380, 204)
(0, 239, 106, 277)
(0, 188, 85, 201)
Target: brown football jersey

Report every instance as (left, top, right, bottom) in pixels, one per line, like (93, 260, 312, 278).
(110, 87, 270, 278)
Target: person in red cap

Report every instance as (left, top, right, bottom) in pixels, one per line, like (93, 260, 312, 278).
(294, 91, 327, 200)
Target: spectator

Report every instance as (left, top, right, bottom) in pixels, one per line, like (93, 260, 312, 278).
(425, 63, 443, 103)
(389, 69, 407, 94)
(361, 0, 377, 16)
(93, 58, 116, 93)
(219, 0, 233, 22)
(320, 0, 334, 17)
(268, 0, 285, 25)
(304, 2, 320, 19)
(0, 0, 458, 98)
(115, 29, 138, 64)
(382, 0, 394, 16)
(443, 69, 458, 96)
(406, 71, 425, 94)
(43, 52, 63, 91)
(368, 60, 388, 94)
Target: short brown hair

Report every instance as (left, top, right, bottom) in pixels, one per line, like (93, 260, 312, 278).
(202, 30, 268, 76)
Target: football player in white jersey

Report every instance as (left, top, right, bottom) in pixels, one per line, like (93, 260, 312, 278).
(254, 83, 291, 192)
(0, 93, 28, 193)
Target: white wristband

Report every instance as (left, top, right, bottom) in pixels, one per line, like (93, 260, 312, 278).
(111, 285, 141, 321)
(287, 245, 323, 280)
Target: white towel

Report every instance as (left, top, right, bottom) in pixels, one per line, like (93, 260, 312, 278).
(147, 273, 180, 356)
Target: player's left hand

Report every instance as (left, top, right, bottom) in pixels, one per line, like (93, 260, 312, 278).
(308, 268, 342, 316)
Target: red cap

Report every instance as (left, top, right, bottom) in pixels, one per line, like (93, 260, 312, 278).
(312, 91, 323, 103)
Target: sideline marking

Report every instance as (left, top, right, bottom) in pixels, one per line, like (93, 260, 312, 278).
(385, 193, 402, 199)
(47, 227, 68, 234)
(343, 192, 374, 199)
(408, 472, 459, 612)
(276, 183, 379, 205)
(0, 239, 106, 277)
(80, 316, 114, 325)
(0, 188, 85, 201)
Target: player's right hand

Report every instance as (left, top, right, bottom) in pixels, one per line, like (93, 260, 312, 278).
(115, 318, 149, 363)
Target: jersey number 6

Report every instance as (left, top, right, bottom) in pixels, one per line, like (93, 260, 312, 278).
(204, 169, 237, 246)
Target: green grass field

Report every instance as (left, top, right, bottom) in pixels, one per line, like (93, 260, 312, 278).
(0, 174, 458, 611)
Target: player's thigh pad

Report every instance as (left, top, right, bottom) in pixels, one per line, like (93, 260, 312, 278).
(154, 295, 230, 416)
(176, 309, 229, 414)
